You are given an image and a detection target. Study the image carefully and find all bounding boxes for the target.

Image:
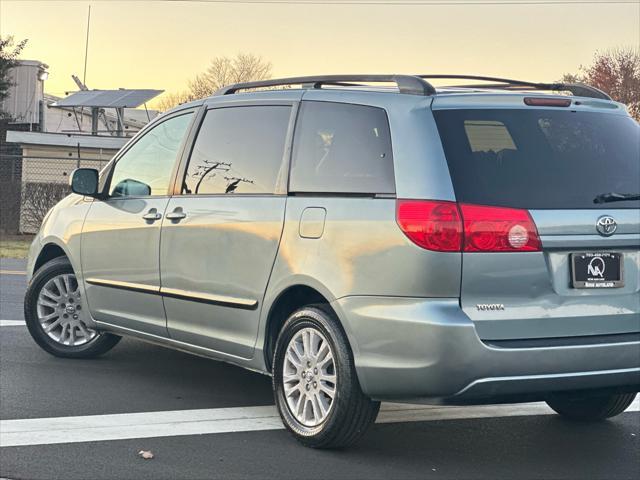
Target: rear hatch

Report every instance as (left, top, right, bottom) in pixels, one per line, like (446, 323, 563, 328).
(433, 98, 640, 341)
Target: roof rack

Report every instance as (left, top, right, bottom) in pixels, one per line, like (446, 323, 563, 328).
(215, 74, 437, 96)
(215, 74, 611, 101)
(416, 75, 611, 100)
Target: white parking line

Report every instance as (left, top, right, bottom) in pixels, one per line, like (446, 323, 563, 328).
(0, 320, 25, 327)
(2, 399, 638, 448)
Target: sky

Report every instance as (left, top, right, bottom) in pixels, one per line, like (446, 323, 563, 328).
(1, 0, 639, 108)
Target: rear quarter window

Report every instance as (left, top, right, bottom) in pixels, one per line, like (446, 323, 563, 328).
(290, 101, 395, 194)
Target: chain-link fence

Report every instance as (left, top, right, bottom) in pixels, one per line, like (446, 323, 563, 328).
(0, 150, 110, 234)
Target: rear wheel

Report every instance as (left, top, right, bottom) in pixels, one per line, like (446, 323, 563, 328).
(546, 390, 637, 421)
(272, 305, 380, 448)
(24, 257, 121, 358)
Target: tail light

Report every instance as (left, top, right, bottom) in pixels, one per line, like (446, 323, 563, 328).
(396, 200, 541, 253)
(396, 200, 462, 252)
(459, 204, 541, 252)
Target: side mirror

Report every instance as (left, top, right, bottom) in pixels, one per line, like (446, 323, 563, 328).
(70, 168, 100, 197)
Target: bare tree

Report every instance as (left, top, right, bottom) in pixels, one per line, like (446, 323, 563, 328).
(157, 53, 272, 111)
(563, 47, 640, 120)
(20, 183, 69, 233)
(156, 90, 196, 112)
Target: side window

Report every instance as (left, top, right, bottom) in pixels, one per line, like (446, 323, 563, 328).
(183, 106, 291, 195)
(109, 112, 193, 197)
(290, 101, 395, 194)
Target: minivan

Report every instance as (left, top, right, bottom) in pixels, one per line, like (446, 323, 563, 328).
(25, 74, 640, 448)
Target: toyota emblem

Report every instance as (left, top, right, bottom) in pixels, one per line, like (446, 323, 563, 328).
(596, 216, 617, 237)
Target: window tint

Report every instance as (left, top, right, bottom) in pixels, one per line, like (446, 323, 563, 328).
(290, 102, 395, 194)
(109, 113, 193, 197)
(434, 109, 640, 209)
(183, 106, 291, 195)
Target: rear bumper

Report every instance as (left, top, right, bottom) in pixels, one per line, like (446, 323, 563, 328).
(333, 296, 640, 402)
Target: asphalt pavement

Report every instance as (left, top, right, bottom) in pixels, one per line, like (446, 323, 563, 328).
(1, 258, 639, 480)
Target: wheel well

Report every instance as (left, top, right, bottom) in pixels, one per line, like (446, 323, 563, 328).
(264, 285, 333, 372)
(34, 243, 67, 272)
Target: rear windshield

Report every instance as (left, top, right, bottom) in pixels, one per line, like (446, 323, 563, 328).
(433, 109, 640, 209)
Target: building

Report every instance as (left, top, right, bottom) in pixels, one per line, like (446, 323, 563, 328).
(0, 59, 162, 234)
(0, 60, 49, 129)
(6, 130, 127, 181)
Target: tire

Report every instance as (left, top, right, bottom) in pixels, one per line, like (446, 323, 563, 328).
(24, 256, 121, 358)
(272, 305, 380, 449)
(546, 390, 637, 421)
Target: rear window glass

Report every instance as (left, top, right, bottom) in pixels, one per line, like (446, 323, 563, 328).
(290, 101, 395, 194)
(434, 109, 640, 209)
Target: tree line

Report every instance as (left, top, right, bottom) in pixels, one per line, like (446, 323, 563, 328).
(561, 47, 639, 120)
(156, 53, 272, 111)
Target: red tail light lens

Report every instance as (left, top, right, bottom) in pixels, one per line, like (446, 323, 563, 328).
(459, 204, 541, 252)
(396, 200, 541, 253)
(396, 200, 462, 252)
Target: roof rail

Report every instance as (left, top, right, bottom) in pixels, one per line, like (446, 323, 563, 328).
(215, 74, 437, 96)
(416, 75, 611, 100)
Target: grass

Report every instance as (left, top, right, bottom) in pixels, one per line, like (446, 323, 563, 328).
(0, 236, 34, 259)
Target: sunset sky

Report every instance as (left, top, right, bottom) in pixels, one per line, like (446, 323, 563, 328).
(2, 0, 639, 108)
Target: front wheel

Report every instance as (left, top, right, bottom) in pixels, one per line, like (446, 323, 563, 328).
(546, 390, 637, 421)
(24, 256, 121, 358)
(272, 305, 380, 449)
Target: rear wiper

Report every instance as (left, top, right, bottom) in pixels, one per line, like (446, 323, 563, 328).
(593, 192, 640, 204)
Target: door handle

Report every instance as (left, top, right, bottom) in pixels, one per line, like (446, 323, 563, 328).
(142, 209, 162, 222)
(165, 208, 187, 222)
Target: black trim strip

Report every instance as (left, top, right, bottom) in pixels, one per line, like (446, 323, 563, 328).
(85, 278, 258, 311)
(160, 287, 258, 310)
(85, 278, 160, 295)
(484, 332, 640, 349)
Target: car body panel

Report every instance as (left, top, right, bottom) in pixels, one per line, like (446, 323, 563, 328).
(160, 195, 287, 358)
(27, 194, 90, 282)
(460, 209, 640, 340)
(334, 295, 640, 401)
(81, 197, 171, 337)
(432, 92, 630, 115)
(531, 209, 640, 236)
(266, 197, 462, 300)
(460, 251, 640, 340)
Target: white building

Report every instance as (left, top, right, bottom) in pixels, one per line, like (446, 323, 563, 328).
(5, 130, 128, 183)
(0, 60, 48, 126)
(2, 59, 159, 135)
(1, 59, 162, 234)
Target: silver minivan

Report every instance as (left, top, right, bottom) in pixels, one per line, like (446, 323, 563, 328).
(24, 75, 640, 448)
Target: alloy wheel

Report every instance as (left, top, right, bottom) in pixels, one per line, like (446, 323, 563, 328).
(36, 273, 96, 346)
(282, 327, 337, 427)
